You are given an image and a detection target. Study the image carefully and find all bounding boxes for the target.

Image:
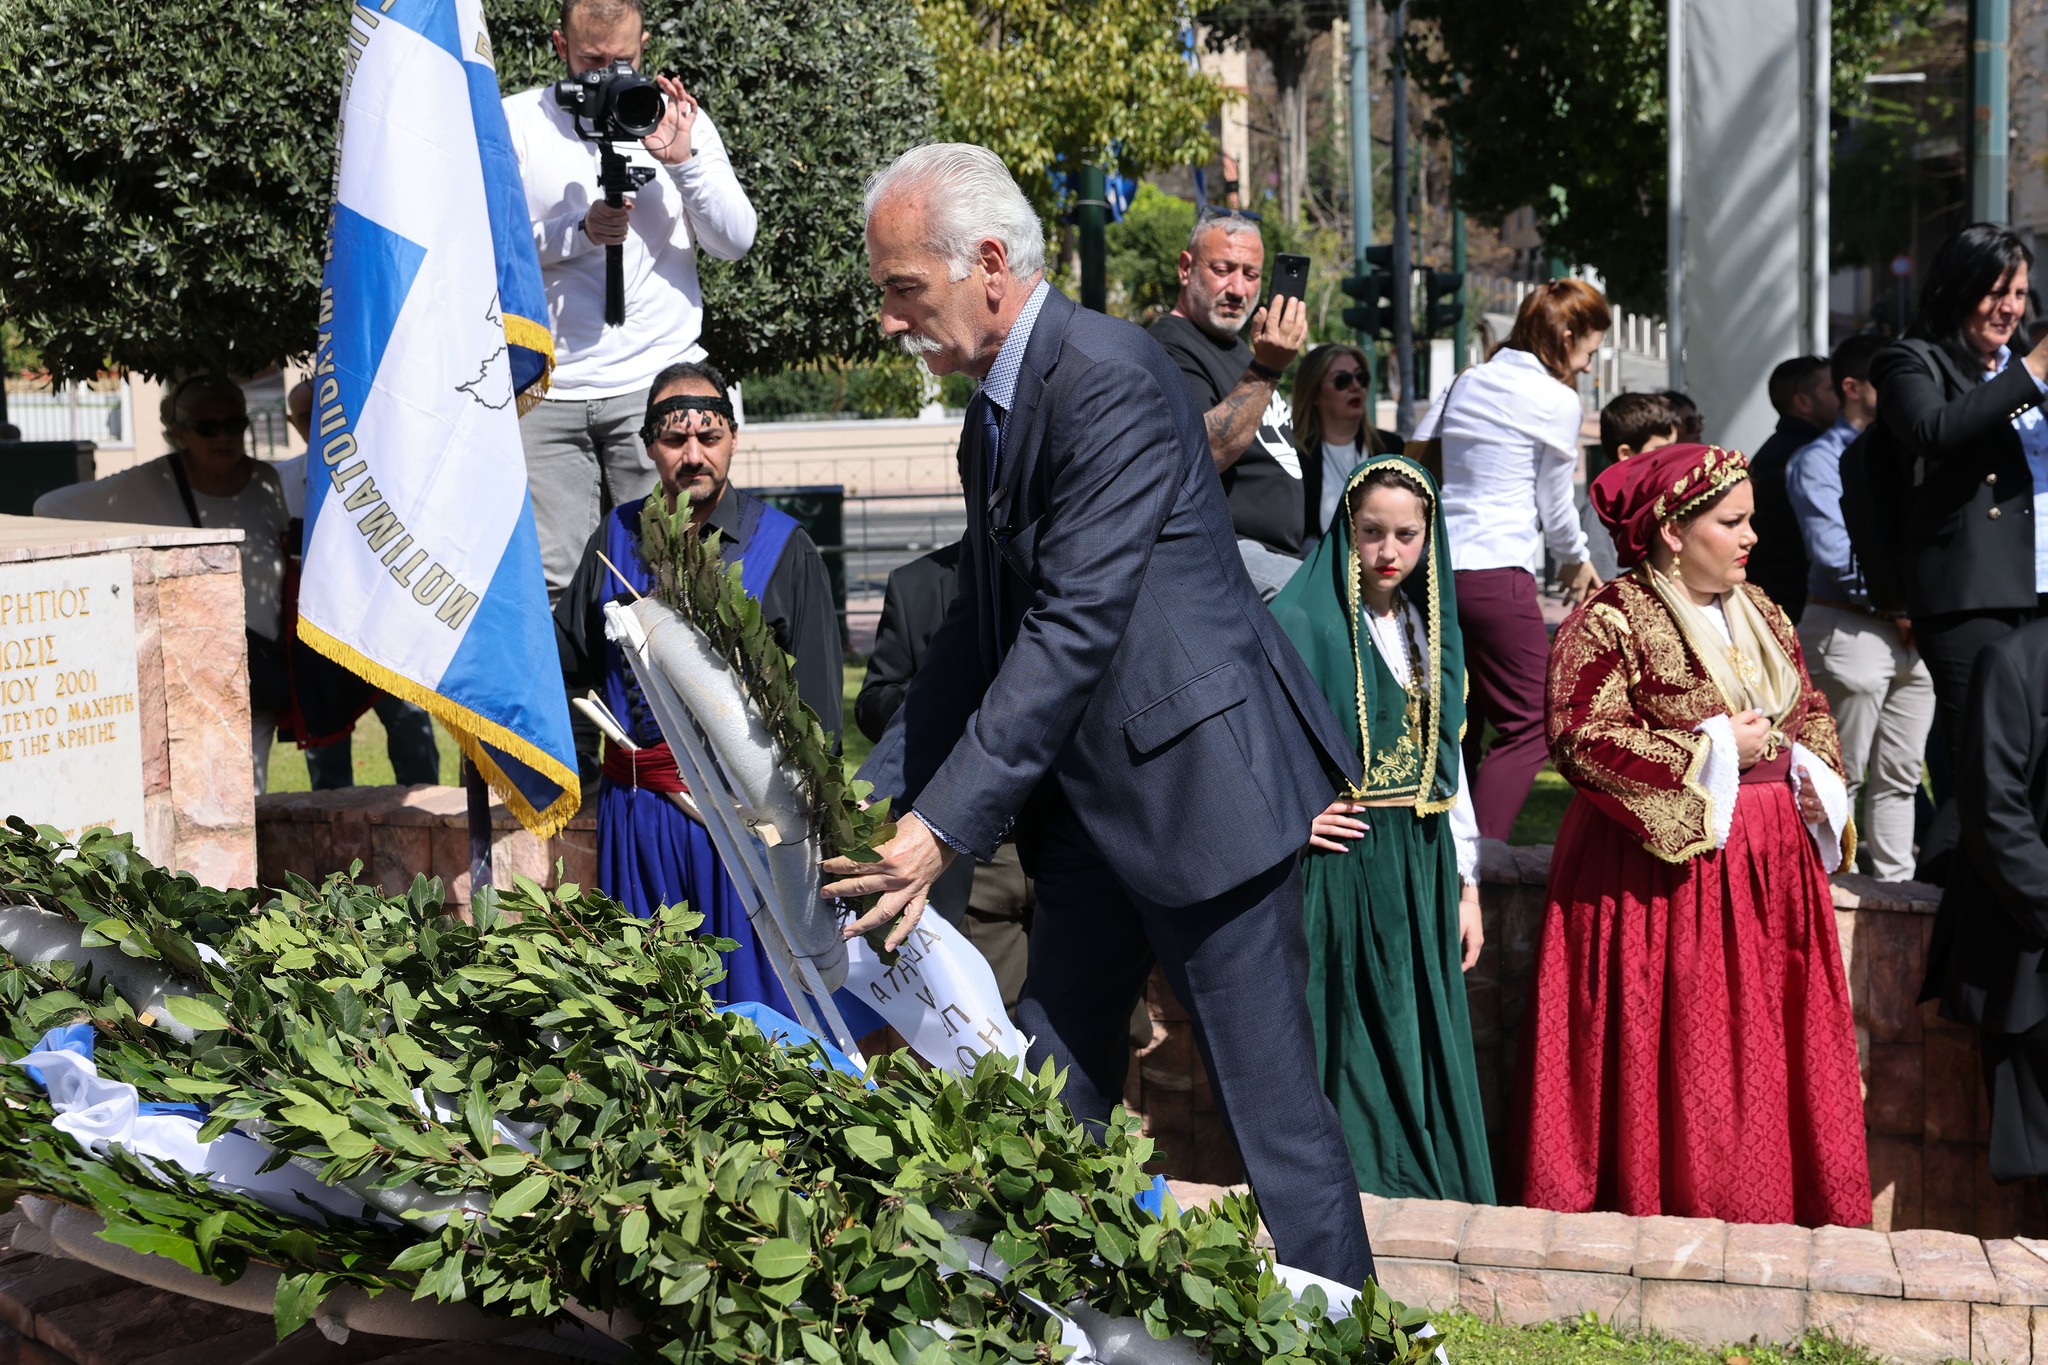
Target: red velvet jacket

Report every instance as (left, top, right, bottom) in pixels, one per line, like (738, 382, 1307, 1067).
(1544, 569, 1848, 863)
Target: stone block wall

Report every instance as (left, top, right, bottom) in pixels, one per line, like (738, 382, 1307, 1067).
(0, 520, 258, 887)
(256, 785, 596, 908)
(1124, 841, 2043, 1241)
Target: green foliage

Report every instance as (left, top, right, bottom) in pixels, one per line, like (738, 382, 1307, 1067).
(0, 822, 1440, 1361)
(1434, 1310, 1906, 1365)
(0, 0, 931, 381)
(636, 497, 895, 915)
(1106, 182, 1198, 323)
(919, 0, 1223, 224)
(1406, 0, 1940, 313)
(743, 355, 961, 421)
(0, 0, 350, 380)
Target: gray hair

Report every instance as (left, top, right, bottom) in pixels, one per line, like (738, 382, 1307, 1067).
(1187, 213, 1262, 255)
(159, 373, 245, 450)
(863, 143, 1046, 282)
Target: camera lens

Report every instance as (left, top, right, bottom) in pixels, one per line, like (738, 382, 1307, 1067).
(611, 82, 664, 140)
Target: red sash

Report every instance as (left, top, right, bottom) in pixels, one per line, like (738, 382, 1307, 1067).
(1739, 748, 1792, 786)
(601, 739, 688, 794)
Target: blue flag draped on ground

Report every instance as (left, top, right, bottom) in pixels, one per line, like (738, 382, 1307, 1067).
(299, 0, 577, 835)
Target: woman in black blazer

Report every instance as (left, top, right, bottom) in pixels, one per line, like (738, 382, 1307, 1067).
(1870, 223, 2048, 778)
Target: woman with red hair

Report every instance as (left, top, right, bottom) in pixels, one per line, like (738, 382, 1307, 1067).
(1511, 442, 1870, 1226)
(1416, 278, 1608, 840)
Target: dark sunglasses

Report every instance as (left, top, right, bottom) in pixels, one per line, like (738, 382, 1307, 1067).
(183, 415, 250, 438)
(1198, 205, 1264, 224)
(1328, 371, 1366, 391)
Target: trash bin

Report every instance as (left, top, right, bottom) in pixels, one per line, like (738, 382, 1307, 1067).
(753, 484, 846, 646)
(0, 441, 95, 516)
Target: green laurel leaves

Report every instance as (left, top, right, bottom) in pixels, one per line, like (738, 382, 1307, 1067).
(0, 821, 1435, 1362)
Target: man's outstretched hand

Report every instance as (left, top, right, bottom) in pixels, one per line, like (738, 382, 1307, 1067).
(821, 813, 956, 951)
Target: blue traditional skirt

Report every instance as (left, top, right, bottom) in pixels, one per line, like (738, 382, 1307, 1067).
(596, 779, 883, 1036)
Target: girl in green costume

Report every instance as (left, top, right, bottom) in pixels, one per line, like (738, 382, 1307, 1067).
(1270, 453, 1495, 1203)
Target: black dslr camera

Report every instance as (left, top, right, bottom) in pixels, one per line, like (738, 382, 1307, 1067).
(552, 59, 665, 142)
(552, 61, 667, 326)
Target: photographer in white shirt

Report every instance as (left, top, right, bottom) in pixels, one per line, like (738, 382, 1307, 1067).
(503, 0, 757, 598)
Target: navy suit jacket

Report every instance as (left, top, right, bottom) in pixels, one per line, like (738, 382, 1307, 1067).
(864, 286, 1359, 908)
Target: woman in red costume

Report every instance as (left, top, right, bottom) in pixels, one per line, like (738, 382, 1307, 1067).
(1512, 442, 1870, 1227)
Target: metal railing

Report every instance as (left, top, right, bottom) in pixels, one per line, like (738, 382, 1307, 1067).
(3, 378, 131, 446)
(804, 489, 967, 653)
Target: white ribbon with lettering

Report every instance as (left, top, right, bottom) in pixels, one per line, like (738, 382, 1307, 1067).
(843, 916, 1025, 1076)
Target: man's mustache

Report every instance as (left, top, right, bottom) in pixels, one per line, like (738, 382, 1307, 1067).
(897, 332, 943, 357)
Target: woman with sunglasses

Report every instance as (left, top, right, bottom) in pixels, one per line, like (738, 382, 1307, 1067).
(35, 375, 290, 788)
(1291, 343, 1399, 544)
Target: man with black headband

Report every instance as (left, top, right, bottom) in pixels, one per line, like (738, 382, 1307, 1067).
(553, 360, 847, 1020)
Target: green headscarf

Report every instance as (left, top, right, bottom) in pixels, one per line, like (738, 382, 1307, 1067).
(1270, 451, 1466, 814)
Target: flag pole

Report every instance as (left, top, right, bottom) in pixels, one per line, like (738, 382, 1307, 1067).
(463, 757, 492, 892)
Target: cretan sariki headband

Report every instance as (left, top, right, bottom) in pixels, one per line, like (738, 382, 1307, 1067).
(1590, 442, 1750, 569)
(639, 393, 738, 446)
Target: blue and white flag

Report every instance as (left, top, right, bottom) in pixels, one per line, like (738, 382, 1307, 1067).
(300, 0, 576, 834)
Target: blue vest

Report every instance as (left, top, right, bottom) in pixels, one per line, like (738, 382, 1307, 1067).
(599, 493, 798, 748)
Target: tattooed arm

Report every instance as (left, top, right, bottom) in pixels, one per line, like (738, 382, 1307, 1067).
(1205, 373, 1279, 473)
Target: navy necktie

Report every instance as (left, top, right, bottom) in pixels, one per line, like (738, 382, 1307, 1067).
(969, 391, 1005, 656)
(970, 389, 1003, 486)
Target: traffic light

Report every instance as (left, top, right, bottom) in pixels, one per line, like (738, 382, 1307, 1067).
(1342, 244, 1396, 341)
(1423, 269, 1466, 339)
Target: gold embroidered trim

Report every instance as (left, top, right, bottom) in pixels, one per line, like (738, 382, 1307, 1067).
(1651, 444, 1750, 522)
(1335, 455, 1456, 816)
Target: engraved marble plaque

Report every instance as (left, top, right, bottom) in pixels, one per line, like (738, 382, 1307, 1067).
(0, 552, 144, 849)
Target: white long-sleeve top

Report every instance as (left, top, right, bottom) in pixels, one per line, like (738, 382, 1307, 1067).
(1413, 346, 1589, 574)
(503, 87, 758, 397)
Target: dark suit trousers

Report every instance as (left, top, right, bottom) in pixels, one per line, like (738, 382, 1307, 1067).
(1915, 607, 2040, 881)
(1986, 1013, 2048, 1183)
(1016, 795, 1376, 1288)
(1919, 608, 2042, 768)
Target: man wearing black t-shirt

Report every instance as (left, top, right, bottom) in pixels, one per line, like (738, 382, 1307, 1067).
(1148, 212, 1310, 600)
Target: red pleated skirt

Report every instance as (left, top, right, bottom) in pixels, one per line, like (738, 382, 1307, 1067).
(1510, 780, 1871, 1226)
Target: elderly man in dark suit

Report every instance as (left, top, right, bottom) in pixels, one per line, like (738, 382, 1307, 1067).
(821, 143, 1373, 1287)
(1923, 618, 2048, 1181)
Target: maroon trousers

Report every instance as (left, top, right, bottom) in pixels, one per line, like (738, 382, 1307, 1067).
(1454, 566, 1553, 841)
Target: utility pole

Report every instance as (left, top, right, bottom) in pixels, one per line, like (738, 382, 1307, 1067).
(1667, 0, 1687, 391)
(1806, 0, 1830, 356)
(1346, 0, 1376, 408)
(1971, 0, 2011, 222)
(1452, 149, 1469, 371)
(1077, 163, 1108, 313)
(1389, 0, 1414, 436)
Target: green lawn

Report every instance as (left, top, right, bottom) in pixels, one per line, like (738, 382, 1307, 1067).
(1435, 1312, 1931, 1365)
(265, 665, 1575, 846)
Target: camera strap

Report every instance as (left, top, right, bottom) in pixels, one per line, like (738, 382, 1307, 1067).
(166, 452, 204, 529)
